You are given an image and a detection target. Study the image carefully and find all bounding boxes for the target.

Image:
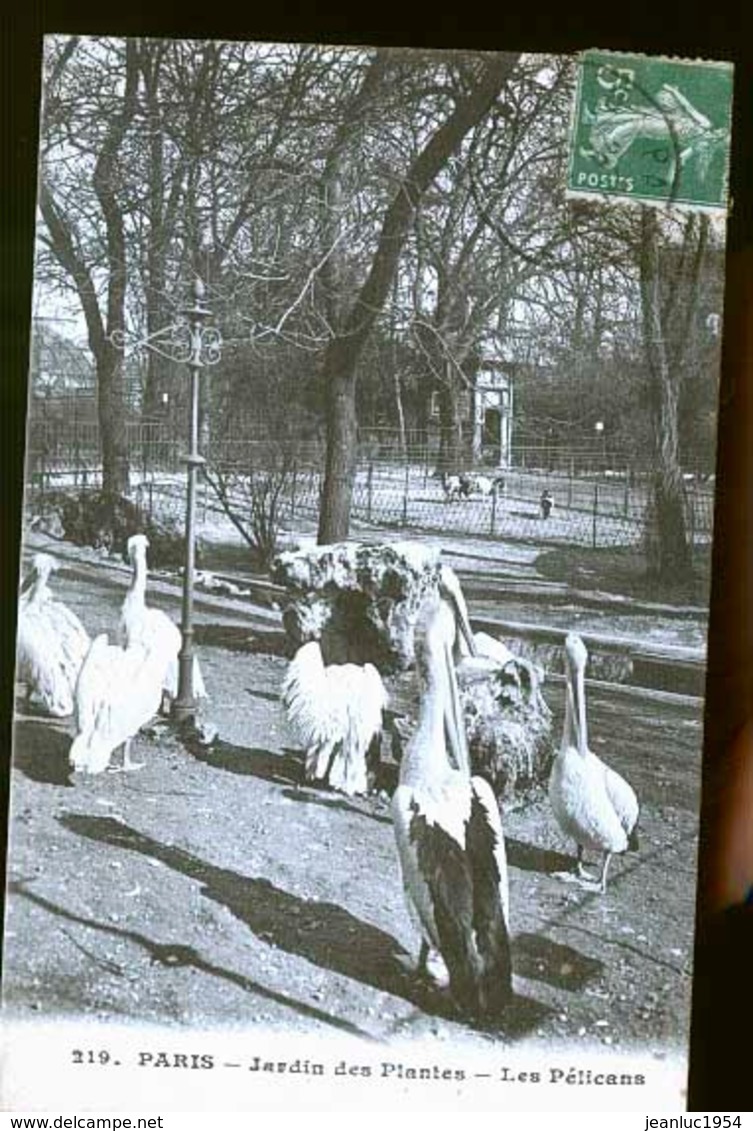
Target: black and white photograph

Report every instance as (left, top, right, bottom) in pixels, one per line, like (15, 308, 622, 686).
(0, 34, 735, 1111)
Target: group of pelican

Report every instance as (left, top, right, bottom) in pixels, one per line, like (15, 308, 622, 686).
(16, 537, 206, 775)
(17, 538, 638, 1025)
(282, 566, 639, 1023)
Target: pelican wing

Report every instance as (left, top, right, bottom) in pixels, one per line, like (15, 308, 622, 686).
(470, 775, 510, 930)
(16, 602, 77, 717)
(602, 761, 640, 843)
(330, 662, 387, 794)
(283, 645, 387, 794)
(549, 749, 629, 854)
(121, 603, 182, 698)
(393, 784, 511, 1016)
(71, 635, 124, 773)
(48, 599, 90, 673)
(282, 642, 339, 747)
(71, 634, 167, 774)
(343, 663, 388, 752)
(122, 603, 181, 654)
(464, 785, 513, 1008)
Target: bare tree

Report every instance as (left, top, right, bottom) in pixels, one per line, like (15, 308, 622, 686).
(38, 37, 139, 496)
(639, 207, 710, 579)
(317, 54, 520, 542)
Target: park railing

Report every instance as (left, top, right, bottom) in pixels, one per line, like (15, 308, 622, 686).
(24, 423, 715, 554)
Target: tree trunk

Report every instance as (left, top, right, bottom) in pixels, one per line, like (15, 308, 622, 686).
(39, 40, 138, 498)
(639, 206, 690, 579)
(437, 373, 465, 474)
(317, 53, 519, 543)
(97, 341, 130, 495)
(319, 340, 360, 542)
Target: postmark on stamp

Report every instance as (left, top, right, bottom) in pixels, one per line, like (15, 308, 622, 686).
(566, 50, 733, 212)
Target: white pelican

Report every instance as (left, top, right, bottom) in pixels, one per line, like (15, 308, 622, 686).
(70, 630, 177, 775)
(281, 641, 388, 796)
(549, 633, 639, 892)
(119, 533, 206, 705)
(16, 553, 90, 717)
(392, 579, 512, 1019)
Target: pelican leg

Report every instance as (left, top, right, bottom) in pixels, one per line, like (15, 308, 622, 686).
(554, 844, 599, 887)
(109, 739, 144, 773)
(576, 844, 597, 881)
(599, 852, 613, 893)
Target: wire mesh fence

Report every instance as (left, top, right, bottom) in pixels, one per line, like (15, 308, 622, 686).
(24, 419, 715, 553)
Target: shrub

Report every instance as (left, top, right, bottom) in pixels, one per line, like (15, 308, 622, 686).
(37, 489, 187, 569)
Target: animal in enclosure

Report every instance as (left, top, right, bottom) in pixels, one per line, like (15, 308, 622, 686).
(540, 490, 553, 519)
(16, 553, 90, 717)
(458, 473, 474, 498)
(442, 474, 462, 502)
(119, 533, 206, 707)
(466, 473, 502, 497)
(392, 574, 512, 1020)
(443, 472, 501, 503)
(548, 633, 639, 893)
(282, 641, 389, 796)
(69, 631, 179, 775)
(471, 475, 495, 497)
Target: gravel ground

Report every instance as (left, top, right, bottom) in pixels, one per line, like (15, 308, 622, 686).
(3, 545, 702, 1059)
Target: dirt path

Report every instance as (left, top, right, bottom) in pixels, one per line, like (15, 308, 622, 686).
(4, 557, 701, 1055)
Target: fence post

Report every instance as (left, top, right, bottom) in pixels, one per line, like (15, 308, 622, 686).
(490, 483, 497, 536)
(401, 462, 409, 526)
(623, 473, 630, 517)
(592, 482, 599, 548)
(367, 461, 374, 522)
(290, 466, 298, 523)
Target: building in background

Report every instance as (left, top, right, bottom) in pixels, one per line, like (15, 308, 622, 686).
(471, 359, 513, 468)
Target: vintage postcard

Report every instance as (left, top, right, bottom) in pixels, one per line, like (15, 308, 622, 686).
(1, 37, 733, 1112)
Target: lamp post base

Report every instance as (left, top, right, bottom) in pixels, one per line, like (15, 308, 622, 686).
(170, 704, 219, 749)
(171, 697, 197, 723)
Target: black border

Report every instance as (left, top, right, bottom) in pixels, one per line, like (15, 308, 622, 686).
(2, 0, 751, 1111)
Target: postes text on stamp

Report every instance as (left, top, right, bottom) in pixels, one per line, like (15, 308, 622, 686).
(566, 50, 733, 212)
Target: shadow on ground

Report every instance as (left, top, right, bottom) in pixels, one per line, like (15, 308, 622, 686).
(506, 836, 573, 875)
(195, 624, 288, 656)
(512, 932, 603, 991)
(7, 879, 373, 1038)
(190, 741, 304, 786)
(279, 787, 394, 826)
(58, 813, 550, 1039)
(12, 718, 74, 788)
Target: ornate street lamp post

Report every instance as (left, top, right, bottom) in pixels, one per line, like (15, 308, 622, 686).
(173, 278, 221, 719)
(111, 276, 222, 723)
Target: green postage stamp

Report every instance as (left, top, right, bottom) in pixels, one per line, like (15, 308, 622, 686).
(566, 50, 733, 212)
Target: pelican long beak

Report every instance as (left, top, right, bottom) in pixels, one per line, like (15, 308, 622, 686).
(442, 628, 471, 777)
(448, 586, 478, 659)
(456, 600, 477, 658)
(572, 661, 589, 756)
(439, 567, 478, 659)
